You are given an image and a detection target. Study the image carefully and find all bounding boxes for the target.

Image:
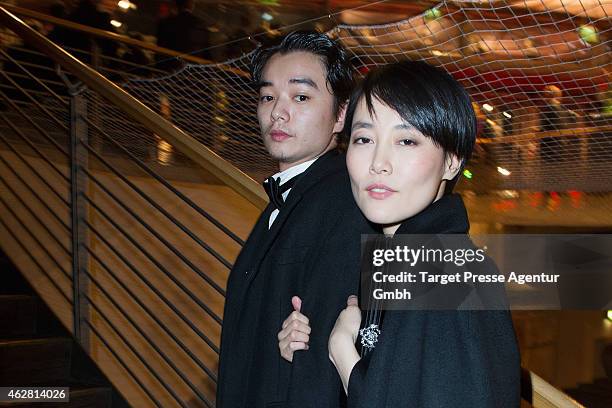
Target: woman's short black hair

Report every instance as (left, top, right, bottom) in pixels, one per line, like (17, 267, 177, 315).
(341, 60, 477, 192)
(250, 30, 355, 117)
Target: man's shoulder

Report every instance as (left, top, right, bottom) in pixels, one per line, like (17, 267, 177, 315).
(303, 161, 354, 205)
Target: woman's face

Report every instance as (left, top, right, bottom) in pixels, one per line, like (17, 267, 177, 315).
(346, 97, 460, 234)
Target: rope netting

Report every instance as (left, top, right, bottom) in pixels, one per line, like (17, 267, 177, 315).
(117, 0, 610, 195)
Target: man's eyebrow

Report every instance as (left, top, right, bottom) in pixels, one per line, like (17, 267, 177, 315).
(289, 77, 319, 90)
(352, 121, 372, 130)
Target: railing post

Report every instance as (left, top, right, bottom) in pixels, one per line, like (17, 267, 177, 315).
(70, 90, 89, 344)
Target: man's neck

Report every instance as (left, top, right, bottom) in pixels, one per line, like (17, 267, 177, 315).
(273, 157, 319, 183)
(278, 142, 337, 172)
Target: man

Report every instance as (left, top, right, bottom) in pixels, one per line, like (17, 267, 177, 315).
(217, 31, 373, 407)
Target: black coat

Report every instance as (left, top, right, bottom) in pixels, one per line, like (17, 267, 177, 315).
(348, 195, 521, 408)
(217, 151, 375, 408)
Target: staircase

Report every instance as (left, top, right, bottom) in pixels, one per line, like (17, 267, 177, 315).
(0, 250, 128, 407)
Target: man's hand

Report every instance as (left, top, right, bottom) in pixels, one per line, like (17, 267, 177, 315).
(278, 296, 311, 362)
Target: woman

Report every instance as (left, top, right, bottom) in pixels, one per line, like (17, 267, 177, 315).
(278, 61, 521, 407)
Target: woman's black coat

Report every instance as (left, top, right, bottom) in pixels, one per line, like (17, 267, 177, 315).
(348, 195, 521, 408)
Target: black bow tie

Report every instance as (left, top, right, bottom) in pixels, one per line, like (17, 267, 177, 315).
(263, 175, 300, 210)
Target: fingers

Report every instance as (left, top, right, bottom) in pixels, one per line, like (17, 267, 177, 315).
(278, 319, 311, 341)
(289, 341, 309, 351)
(279, 341, 309, 362)
(278, 328, 310, 343)
(281, 310, 309, 329)
(291, 295, 302, 312)
(347, 295, 358, 307)
(278, 313, 311, 363)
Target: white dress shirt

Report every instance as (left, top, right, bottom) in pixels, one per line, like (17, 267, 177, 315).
(267, 157, 318, 229)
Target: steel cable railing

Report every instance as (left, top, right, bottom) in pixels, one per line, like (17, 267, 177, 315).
(81, 235, 219, 381)
(0, 196, 71, 300)
(1, 52, 222, 408)
(0, 153, 71, 244)
(80, 141, 234, 279)
(80, 266, 215, 407)
(0, 5, 267, 407)
(0, 127, 70, 211)
(1, 74, 222, 407)
(78, 181, 223, 342)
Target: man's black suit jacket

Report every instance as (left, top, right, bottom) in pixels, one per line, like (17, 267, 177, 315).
(217, 150, 374, 408)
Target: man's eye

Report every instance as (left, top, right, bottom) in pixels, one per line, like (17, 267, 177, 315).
(353, 137, 372, 144)
(260, 95, 273, 102)
(294, 95, 309, 102)
(399, 139, 416, 146)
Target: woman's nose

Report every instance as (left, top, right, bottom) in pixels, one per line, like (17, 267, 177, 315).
(369, 146, 392, 175)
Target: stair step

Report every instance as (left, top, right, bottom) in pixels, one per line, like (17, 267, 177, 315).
(0, 296, 36, 337)
(0, 338, 72, 385)
(0, 386, 112, 407)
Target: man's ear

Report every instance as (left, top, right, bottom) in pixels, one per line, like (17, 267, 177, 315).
(332, 103, 348, 134)
(443, 154, 462, 180)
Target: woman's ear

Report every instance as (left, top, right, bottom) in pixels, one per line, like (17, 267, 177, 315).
(443, 154, 462, 180)
(332, 103, 348, 134)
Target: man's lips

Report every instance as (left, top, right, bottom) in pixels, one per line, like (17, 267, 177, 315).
(366, 183, 397, 200)
(270, 130, 291, 142)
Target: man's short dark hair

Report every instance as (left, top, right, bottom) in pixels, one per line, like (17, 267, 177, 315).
(341, 60, 476, 192)
(250, 30, 354, 117)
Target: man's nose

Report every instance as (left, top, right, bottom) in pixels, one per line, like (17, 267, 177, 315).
(271, 99, 289, 122)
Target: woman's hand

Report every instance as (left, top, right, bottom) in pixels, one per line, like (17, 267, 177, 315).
(278, 296, 311, 362)
(329, 295, 361, 345)
(329, 295, 362, 394)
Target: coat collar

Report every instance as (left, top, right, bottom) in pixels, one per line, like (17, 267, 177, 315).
(239, 150, 347, 290)
(395, 194, 469, 235)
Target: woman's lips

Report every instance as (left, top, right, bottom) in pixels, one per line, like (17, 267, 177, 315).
(270, 130, 290, 142)
(366, 183, 397, 200)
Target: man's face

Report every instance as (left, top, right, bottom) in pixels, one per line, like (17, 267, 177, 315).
(257, 51, 343, 171)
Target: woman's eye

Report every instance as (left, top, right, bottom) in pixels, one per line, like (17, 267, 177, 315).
(399, 139, 416, 146)
(353, 136, 372, 144)
(260, 95, 273, 103)
(294, 95, 309, 102)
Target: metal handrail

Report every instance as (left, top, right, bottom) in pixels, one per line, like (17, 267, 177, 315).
(530, 371, 585, 408)
(1, 10, 235, 404)
(2, 45, 247, 246)
(0, 6, 268, 210)
(1, 5, 591, 408)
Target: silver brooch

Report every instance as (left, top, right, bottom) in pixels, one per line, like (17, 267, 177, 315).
(359, 324, 381, 350)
